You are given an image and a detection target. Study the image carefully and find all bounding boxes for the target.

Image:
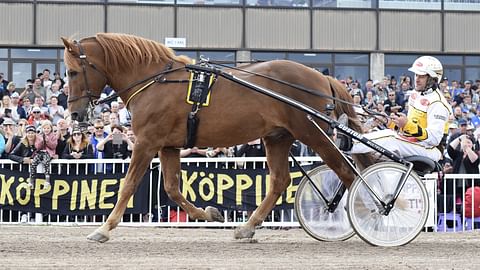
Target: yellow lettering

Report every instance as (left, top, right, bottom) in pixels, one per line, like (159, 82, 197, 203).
(236, 174, 253, 206)
(70, 181, 78, 211)
(33, 179, 50, 208)
(100, 179, 117, 209)
(199, 175, 214, 201)
(51, 180, 70, 210)
(255, 175, 263, 206)
(0, 174, 15, 205)
(118, 178, 133, 208)
(181, 170, 197, 201)
(16, 177, 30, 206)
(79, 179, 97, 210)
(216, 174, 234, 205)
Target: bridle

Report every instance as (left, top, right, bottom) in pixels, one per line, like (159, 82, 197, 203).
(67, 40, 109, 121)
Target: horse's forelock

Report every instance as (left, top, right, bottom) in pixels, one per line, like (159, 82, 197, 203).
(94, 33, 191, 74)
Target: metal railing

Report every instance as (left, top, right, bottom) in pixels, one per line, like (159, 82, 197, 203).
(0, 157, 479, 232)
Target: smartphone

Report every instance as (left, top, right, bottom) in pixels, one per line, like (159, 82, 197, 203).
(112, 133, 122, 145)
(4, 108, 11, 115)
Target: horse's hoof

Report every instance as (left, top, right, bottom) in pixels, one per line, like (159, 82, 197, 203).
(234, 225, 255, 239)
(206, 206, 225, 222)
(87, 228, 110, 243)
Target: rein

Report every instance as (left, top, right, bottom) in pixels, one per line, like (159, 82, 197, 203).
(209, 61, 387, 120)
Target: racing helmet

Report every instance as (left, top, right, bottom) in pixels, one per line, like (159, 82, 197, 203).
(408, 56, 443, 82)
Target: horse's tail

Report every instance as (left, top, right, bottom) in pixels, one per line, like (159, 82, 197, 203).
(325, 76, 363, 133)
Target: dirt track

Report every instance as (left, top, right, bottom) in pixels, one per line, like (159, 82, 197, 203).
(0, 225, 479, 269)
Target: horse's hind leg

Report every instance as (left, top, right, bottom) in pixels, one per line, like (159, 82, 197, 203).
(160, 147, 224, 222)
(87, 146, 156, 243)
(234, 133, 294, 239)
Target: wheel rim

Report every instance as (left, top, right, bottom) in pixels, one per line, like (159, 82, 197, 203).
(295, 165, 354, 242)
(347, 162, 428, 247)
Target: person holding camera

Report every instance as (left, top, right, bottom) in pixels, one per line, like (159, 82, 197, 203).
(95, 125, 133, 173)
(19, 79, 42, 103)
(1, 95, 20, 122)
(95, 125, 133, 159)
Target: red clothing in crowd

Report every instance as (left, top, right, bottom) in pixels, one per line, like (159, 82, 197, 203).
(465, 186, 480, 218)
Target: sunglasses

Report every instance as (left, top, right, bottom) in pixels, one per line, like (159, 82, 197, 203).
(33, 111, 41, 114)
(73, 132, 82, 136)
(95, 126, 104, 129)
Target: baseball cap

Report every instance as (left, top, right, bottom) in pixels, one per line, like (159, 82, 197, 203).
(10, 92, 20, 98)
(32, 106, 42, 113)
(458, 118, 467, 126)
(465, 80, 472, 84)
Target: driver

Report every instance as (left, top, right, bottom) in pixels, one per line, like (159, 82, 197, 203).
(351, 56, 452, 163)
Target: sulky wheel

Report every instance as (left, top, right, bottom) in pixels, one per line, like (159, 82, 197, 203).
(347, 162, 429, 247)
(295, 165, 354, 242)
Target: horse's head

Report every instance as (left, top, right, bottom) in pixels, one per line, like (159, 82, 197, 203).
(61, 37, 108, 122)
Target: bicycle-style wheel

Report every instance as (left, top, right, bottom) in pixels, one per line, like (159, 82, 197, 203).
(347, 162, 429, 247)
(295, 165, 354, 242)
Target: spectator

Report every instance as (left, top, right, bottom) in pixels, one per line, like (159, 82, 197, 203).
(447, 134, 479, 174)
(471, 106, 480, 128)
(0, 72, 8, 93)
(383, 90, 403, 115)
(96, 125, 133, 159)
(57, 83, 69, 109)
(19, 79, 43, 103)
(90, 119, 107, 158)
(117, 98, 131, 125)
(1, 118, 21, 158)
(61, 126, 94, 160)
(10, 92, 27, 120)
(45, 83, 61, 104)
(235, 138, 266, 169)
(47, 96, 65, 125)
(0, 95, 20, 122)
(22, 98, 33, 116)
(3, 82, 17, 98)
(125, 128, 136, 157)
(55, 118, 70, 157)
(27, 106, 49, 128)
(104, 112, 120, 134)
(53, 72, 65, 88)
(31, 120, 58, 188)
(33, 96, 49, 114)
(9, 125, 38, 188)
(41, 69, 53, 89)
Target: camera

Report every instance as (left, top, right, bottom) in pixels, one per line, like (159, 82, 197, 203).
(112, 133, 122, 145)
(113, 152, 123, 159)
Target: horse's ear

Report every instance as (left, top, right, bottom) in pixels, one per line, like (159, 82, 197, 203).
(61, 37, 74, 53)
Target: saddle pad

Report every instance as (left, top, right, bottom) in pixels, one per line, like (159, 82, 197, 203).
(186, 70, 215, 106)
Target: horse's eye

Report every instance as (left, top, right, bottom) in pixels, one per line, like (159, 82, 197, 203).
(68, 70, 78, 77)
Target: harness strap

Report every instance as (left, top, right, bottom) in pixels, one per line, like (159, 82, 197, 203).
(125, 80, 156, 108)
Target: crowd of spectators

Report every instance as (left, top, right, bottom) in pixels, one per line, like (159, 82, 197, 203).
(2, 67, 480, 222)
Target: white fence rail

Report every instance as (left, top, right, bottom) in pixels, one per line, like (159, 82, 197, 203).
(0, 157, 479, 232)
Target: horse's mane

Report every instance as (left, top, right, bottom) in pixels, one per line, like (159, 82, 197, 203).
(326, 76, 363, 133)
(93, 33, 192, 73)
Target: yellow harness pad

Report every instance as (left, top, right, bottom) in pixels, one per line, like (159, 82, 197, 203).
(186, 71, 215, 106)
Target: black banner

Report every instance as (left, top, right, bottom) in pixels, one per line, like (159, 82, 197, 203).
(174, 164, 312, 211)
(0, 162, 317, 214)
(0, 167, 150, 215)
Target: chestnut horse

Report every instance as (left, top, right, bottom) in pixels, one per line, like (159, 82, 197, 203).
(61, 33, 363, 243)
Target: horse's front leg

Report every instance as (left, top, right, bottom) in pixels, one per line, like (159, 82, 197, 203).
(160, 147, 224, 222)
(87, 145, 156, 243)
